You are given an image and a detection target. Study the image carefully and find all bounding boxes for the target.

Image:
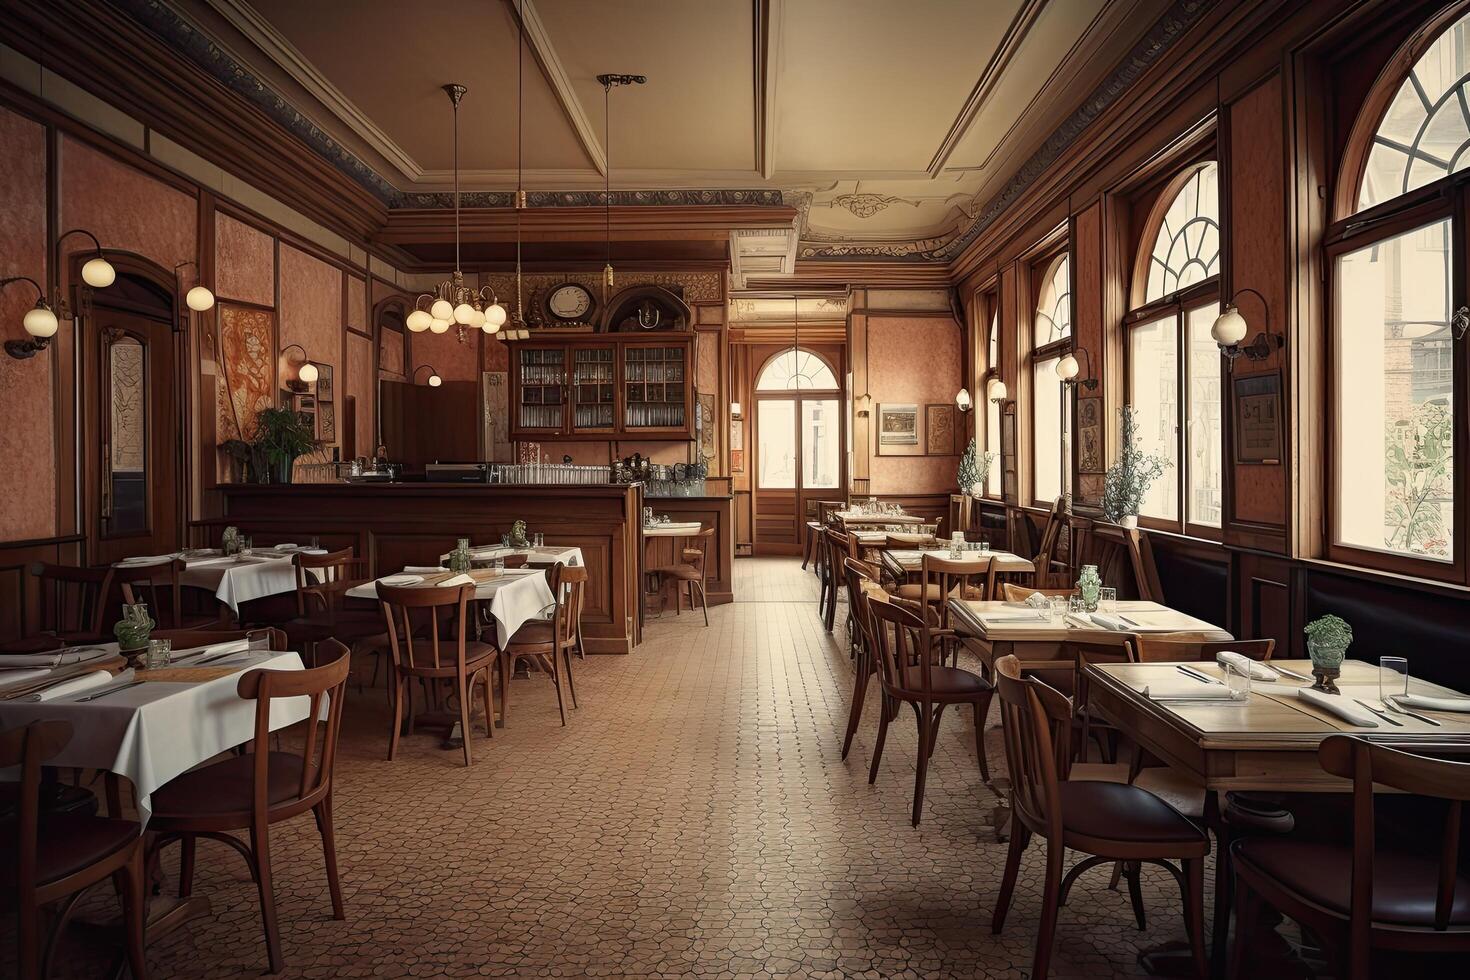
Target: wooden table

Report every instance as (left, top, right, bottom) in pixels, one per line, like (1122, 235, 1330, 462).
(833, 511, 927, 527)
(880, 548, 1033, 580)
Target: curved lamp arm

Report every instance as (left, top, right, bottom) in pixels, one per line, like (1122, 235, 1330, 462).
(413, 364, 443, 387)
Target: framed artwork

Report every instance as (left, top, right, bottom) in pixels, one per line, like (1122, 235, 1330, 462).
(697, 393, 716, 462)
(317, 402, 336, 442)
(1077, 396, 1103, 474)
(877, 403, 919, 454)
(313, 363, 334, 402)
(924, 404, 957, 455)
(731, 449, 744, 472)
(1233, 371, 1282, 464)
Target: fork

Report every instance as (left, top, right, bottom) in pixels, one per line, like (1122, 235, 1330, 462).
(1354, 698, 1403, 727)
(1383, 697, 1441, 727)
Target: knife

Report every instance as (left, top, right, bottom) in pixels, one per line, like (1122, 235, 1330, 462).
(1262, 661, 1313, 683)
(72, 680, 146, 703)
(1176, 665, 1221, 685)
(1354, 698, 1404, 727)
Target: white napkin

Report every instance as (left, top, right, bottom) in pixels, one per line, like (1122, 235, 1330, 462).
(437, 573, 475, 588)
(1064, 613, 1125, 630)
(403, 565, 448, 574)
(119, 554, 176, 565)
(1024, 592, 1049, 609)
(1294, 687, 1378, 727)
(0, 648, 111, 668)
(24, 669, 117, 702)
(1216, 651, 1277, 682)
(273, 543, 299, 551)
(1140, 685, 1243, 701)
(173, 639, 252, 664)
(0, 668, 53, 688)
(1396, 694, 1470, 713)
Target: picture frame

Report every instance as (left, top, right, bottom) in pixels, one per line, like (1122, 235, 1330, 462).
(877, 403, 920, 455)
(313, 363, 334, 402)
(317, 401, 336, 442)
(924, 403, 957, 455)
(1233, 371, 1283, 464)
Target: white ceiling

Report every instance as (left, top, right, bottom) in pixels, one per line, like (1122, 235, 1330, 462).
(185, 0, 1172, 253)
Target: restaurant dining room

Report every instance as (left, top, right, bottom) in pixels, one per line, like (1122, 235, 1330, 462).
(3, 0, 1470, 977)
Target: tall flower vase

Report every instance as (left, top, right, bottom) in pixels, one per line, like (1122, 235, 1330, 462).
(1119, 514, 1138, 530)
(1307, 637, 1346, 694)
(1077, 565, 1102, 612)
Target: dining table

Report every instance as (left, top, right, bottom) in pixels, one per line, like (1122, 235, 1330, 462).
(833, 510, 928, 527)
(880, 548, 1035, 580)
(437, 544, 585, 568)
(347, 566, 556, 648)
(116, 546, 327, 615)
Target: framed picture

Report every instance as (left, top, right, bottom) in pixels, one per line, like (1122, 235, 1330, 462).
(317, 401, 336, 442)
(877, 403, 920, 455)
(924, 403, 957, 455)
(730, 449, 744, 472)
(1233, 371, 1282, 464)
(313, 363, 334, 402)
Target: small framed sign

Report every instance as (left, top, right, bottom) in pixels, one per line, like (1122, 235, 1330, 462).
(1233, 371, 1282, 464)
(924, 403, 957, 455)
(877, 403, 920, 455)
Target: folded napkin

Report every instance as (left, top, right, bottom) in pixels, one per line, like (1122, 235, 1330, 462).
(1064, 613, 1127, 631)
(1023, 592, 1050, 609)
(1396, 693, 1470, 713)
(1216, 651, 1278, 682)
(0, 668, 53, 688)
(984, 612, 1048, 624)
(173, 639, 252, 664)
(0, 648, 111, 668)
(1294, 687, 1378, 727)
(273, 543, 299, 550)
(404, 565, 448, 574)
(1140, 685, 1244, 701)
(118, 554, 177, 565)
(23, 669, 117, 702)
(437, 573, 476, 588)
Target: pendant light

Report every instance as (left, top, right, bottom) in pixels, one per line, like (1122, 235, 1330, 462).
(595, 72, 646, 301)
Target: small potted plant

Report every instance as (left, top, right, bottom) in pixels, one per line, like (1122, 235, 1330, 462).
(957, 438, 996, 498)
(114, 602, 155, 669)
(253, 406, 317, 485)
(509, 519, 530, 549)
(1303, 614, 1353, 694)
(1102, 405, 1170, 529)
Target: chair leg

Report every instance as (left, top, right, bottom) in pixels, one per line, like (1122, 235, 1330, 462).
(868, 696, 893, 784)
(1032, 839, 1066, 980)
(1227, 875, 1262, 980)
(550, 651, 568, 727)
(315, 795, 346, 920)
(249, 819, 285, 974)
(179, 833, 197, 898)
(458, 674, 475, 765)
(841, 656, 869, 761)
(1182, 857, 1207, 980)
(480, 668, 496, 737)
(927, 702, 947, 758)
(698, 583, 709, 626)
(973, 695, 992, 783)
(498, 651, 512, 728)
(1124, 860, 1147, 929)
(992, 825, 1030, 933)
(562, 646, 578, 709)
(120, 842, 149, 980)
(387, 669, 404, 761)
(912, 704, 932, 826)
(19, 893, 41, 980)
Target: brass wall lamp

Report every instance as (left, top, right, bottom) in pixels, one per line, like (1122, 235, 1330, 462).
(3, 228, 116, 359)
(1055, 347, 1099, 390)
(1211, 287, 1284, 367)
(413, 364, 443, 387)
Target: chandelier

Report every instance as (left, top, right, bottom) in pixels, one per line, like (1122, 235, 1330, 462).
(406, 83, 507, 341)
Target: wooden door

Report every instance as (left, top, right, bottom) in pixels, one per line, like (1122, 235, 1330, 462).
(84, 308, 180, 565)
(750, 344, 845, 555)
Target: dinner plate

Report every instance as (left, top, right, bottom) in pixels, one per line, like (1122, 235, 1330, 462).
(379, 574, 424, 587)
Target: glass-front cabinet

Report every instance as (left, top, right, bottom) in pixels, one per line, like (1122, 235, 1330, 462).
(508, 334, 694, 440)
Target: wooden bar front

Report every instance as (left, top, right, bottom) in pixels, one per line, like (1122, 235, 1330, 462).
(209, 483, 645, 653)
(641, 495, 736, 606)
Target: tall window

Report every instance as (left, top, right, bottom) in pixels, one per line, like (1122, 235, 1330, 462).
(978, 288, 1002, 496)
(1330, 8, 1466, 581)
(1031, 251, 1071, 505)
(1125, 161, 1222, 532)
(755, 348, 841, 491)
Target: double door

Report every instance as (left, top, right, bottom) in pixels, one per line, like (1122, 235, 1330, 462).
(751, 344, 845, 555)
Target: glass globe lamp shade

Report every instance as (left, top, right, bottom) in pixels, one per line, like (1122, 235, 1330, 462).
(484, 303, 507, 327)
(298, 361, 319, 385)
(428, 374, 442, 387)
(406, 309, 433, 333)
(430, 298, 454, 321)
(1211, 305, 1248, 346)
(988, 379, 1008, 402)
(467, 307, 487, 328)
(429, 318, 450, 334)
(81, 256, 116, 288)
(482, 320, 500, 334)
(23, 303, 59, 339)
(453, 302, 476, 325)
(185, 285, 215, 311)
(1056, 353, 1079, 381)
(955, 388, 972, 411)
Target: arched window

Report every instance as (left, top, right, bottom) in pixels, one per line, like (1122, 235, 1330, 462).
(1125, 160, 1222, 532)
(1030, 249, 1071, 505)
(1034, 255, 1072, 347)
(1329, 8, 1466, 579)
(755, 348, 838, 391)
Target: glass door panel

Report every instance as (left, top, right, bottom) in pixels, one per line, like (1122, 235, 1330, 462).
(757, 399, 797, 489)
(801, 399, 839, 489)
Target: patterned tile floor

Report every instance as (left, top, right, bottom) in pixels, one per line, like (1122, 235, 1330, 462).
(50, 557, 1206, 978)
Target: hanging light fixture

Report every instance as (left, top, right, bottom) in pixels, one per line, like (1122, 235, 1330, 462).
(595, 72, 646, 301)
(408, 84, 506, 341)
(495, 0, 531, 344)
(3, 229, 118, 360)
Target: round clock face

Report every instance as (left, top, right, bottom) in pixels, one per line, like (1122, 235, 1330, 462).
(547, 284, 594, 321)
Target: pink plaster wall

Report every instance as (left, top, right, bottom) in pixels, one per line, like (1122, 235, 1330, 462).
(278, 244, 342, 400)
(59, 137, 194, 273)
(407, 327, 480, 383)
(867, 316, 963, 494)
(347, 276, 366, 331)
(696, 330, 719, 396)
(379, 329, 404, 378)
(215, 213, 275, 306)
(346, 331, 374, 458)
(0, 108, 54, 542)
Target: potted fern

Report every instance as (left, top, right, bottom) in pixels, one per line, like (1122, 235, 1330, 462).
(957, 437, 996, 498)
(1102, 406, 1170, 529)
(253, 407, 317, 485)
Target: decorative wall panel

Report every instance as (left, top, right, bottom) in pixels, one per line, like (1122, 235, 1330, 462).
(59, 136, 193, 272)
(215, 212, 275, 306)
(346, 330, 374, 457)
(217, 303, 275, 442)
(379, 328, 405, 378)
(278, 245, 342, 409)
(866, 316, 962, 494)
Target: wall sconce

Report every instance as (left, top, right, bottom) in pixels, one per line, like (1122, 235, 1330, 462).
(413, 364, 443, 387)
(1055, 348, 1099, 390)
(730, 401, 743, 420)
(281, 343, 319, 390)
(173, 260, 216, 312)
(3, 229, 117, 359)
(855, 393, 873, 418)
(1212, 287, 1283, 366)
(955, 388, 973, 413)
(987, 378, 1008, 404)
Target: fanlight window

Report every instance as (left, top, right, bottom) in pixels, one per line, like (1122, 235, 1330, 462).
(1034, 255, 1071, 346)
(755, 349, 837, 391)
(1358, 10, 1470, 211)
(1145, 163, 1221, 302)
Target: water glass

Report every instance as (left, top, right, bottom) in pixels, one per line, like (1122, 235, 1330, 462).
(1379, 656, 1409, 702)
(145, 638, 172, 670)
(309, 536, 321, 550)
(1067, 595, 1086, 615)
(1100, 587, 1117, 614)
(1048, 596, 1067, 623)
(1223, 658, 1251, 701)
(979, 539, 991, 555)
(245, 629, 273, 654)
(240, 536, 253, 558)
(534, 533, 545, 549)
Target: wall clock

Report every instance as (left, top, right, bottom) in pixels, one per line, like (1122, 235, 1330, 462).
(545, 283, 595, 323)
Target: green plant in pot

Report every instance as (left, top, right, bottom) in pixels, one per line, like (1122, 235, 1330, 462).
(114, 602, 155, 668)
(253, 407, 316, 485)
(509, 519, 530, 549)
(956, 438, 996, 498)
(1102, 405, 1170, 529)
(1303, 614, 1352, 694)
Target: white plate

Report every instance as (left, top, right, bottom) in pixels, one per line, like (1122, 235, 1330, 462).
(379, 574, 424, 587)
(118, 555, 177, 565)
(273, 543, 301, 551)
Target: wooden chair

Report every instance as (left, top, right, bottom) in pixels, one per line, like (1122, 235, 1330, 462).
(1230, 736, 1470, 980)
(1034, 498, 1067, 587)
(1071, 517, 1165, 602)
(114, 557, 199, 629)
(377, 583, 498, 765)
(866, 598, 993, 824)
(840, 558, 883, 761)
(802, 520, 824, 571)
(1000, 583, 1077, 602)
(1, 720, 148, 980)
(148, 644, 351, 975)
(820, 528, 850, 633)
(502, 563, 584, 727)
(648, 527, 714, 626)
(281, 548, 385, 667)
(28, 562, 114, 646)
(991, 654, 1210, 980)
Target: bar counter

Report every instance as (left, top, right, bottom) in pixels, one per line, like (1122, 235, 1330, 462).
(642, 494, 736, 606)
(209, 482, 646, 653)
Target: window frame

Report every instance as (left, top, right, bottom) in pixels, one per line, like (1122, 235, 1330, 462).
(976, 285, 1002, 499)
(1029, 245, 1073, 509)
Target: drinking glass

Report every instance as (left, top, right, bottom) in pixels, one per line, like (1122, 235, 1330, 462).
(1100, 587, 1118, 614)
(1068, 595, 1086, 615)
(979, 539, 991, 555)
(245, 629, 273, 654)
(534, 533, 545, 549)
(309, 536, 321, 550)
(145, 638, 172, 670)
(240, 537, 253, 558)
(1224, 658, 1251, 701)
(501, 533, 512, 548)
(1379, 656, 1409, 702)
(457, 537, 471, 552)
(1048, 596, 1067, 623)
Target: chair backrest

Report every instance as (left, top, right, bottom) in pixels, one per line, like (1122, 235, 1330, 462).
(547, 562, 588, 648)
(994, 654, 1073, 841)
(150, 626, 287, 652)
(29, 562, 113, 638)
(1127, 634, 1269, 663)
(1071, 518, 1164, 602)
(376, 581, 476, 674)
(237, 641, 350, 820)
(1318, 735, 1470, 935)
(824, 528, 850, 579)
(1000, 583, 1077, 602)
(680, 528, 715, 583)
(844, 558, 879, 658)
(113, 557, 186, 628)
(0, 720, 75, 898)
(920, 554, 992, 622)
(292, 547, 363, 618)
(1005, 507, 1037, 562)
(867, 596, 946, 700)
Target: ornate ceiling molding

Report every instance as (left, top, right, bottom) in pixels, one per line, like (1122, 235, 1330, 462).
(830, 193, 922, 219)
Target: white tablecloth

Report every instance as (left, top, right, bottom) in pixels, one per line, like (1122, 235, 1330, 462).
(119, 549, 324, 614)
(642, 523, 703, 538)
(348, 568, 556, 648)
(438, 545, 585, 568)
(0, 649, 309, 825)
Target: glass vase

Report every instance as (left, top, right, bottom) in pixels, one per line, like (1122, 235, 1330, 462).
(1077, 564, 1102, 612)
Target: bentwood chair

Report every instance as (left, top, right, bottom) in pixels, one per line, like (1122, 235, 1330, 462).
(281, 548, 385, 668)
(1000, 583, 1077, 603)
(866, 598, 992, 823)
(27, 562, 115, 647)
(991, 654, 1210, 980)
(840, 558, 883, 761)
(377, 583, 498, 765)
(502, 563, 585, 727)
(0, 720, 148, 980)
(114, 557, 201, 629)
(820, 528, 850, 633)
(1229, 736, 1470, 980)
(648, 527, 714, 626)
(149, 644, 351, 975)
